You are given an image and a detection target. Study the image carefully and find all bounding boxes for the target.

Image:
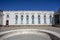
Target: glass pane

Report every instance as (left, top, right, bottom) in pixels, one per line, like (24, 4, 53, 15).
(21, 15, 23, 24)
(50, 15, 52, 24)
(15, 15, 18, 24)
(44, 15, 46, 24)
(32, 15, 34, 24)
(7, 15, 9, 18)
(26, 15, 29, 24)
(38, 15, 40, 24)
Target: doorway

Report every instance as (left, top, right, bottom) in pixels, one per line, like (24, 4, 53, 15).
(6, 20, 9, 25)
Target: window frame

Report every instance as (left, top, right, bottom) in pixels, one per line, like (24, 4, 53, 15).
(21, 15, 23, 24)
(44, 15, 46, 24)
(26, 15, 29, 24)
(6, 14, 9, 18)
(15, 15, 18, 24)
(50, 15, 52, 24)
(38, 15, 40, 24)
(32, 15, 34, 24)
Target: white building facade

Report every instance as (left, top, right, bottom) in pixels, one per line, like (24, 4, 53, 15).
(0, 11, 54, 26)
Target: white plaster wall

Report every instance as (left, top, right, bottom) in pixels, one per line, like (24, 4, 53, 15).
(3, 11, 6, 25)
(3, 11, 54, 25)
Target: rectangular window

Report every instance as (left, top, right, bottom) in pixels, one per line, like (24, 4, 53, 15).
(15, 15, 18, 24)
(50, 15, 52, 24)
(21, 15, 23, 24)
(26, 15, 29, 24)
(38, 15, 40, 24)
(32, 15, 34, 24)
(44, 15, 46, 24)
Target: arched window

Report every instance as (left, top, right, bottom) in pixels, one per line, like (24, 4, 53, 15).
(21, 15, 23, 24)
(44, 15, 46, 24)
(32, 15, 34, 24)
(50, 15, 52, 24)
(15, 15, 18, 24)
(38, 15, 40, 24)
(7, 15, 9, 18)
(26, 15, 29, 24)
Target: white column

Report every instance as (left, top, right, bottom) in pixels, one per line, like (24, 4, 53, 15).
(18, 13, 20, 25)
(41, 14, 44, 25)
(23, 13, 26, 25)
(10, 13, 15, 25)
(46, 14, 50, 25)
(29, 13, 31, 25)
(34, 13, 38, 25)
(19, 14, 21, 25)
(3, 13, 6, 25)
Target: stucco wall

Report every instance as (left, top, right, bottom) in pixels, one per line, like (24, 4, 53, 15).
(3, 11, 54, 25)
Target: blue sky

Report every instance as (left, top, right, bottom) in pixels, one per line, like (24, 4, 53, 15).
(0, 0, 60, 12)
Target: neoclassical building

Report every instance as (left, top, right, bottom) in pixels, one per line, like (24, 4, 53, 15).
(0, 10, 54, 27)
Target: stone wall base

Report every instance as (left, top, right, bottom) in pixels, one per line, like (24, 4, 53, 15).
(52, 24, 60, 27)
(1, 25, 53, 27)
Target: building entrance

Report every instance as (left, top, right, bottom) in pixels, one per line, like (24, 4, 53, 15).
(6, 20, 9, 25)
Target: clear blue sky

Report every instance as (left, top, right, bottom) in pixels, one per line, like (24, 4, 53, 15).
(0, 0, 60, 12)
